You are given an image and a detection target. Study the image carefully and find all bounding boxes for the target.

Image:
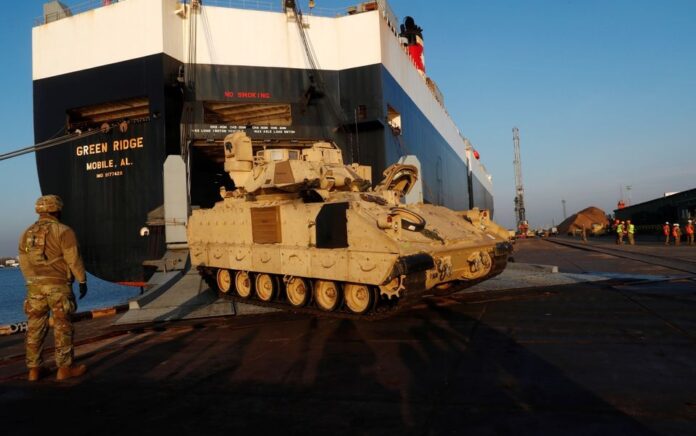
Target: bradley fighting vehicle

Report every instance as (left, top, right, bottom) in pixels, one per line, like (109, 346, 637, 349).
(188, 132, 512, 318)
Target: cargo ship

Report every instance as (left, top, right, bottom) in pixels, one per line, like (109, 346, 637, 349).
(32, 0, 494, 284)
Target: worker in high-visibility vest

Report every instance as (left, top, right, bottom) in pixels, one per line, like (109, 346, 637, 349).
(626, 220, 635, 245)
(686, 220, 695, 246)
(663, 222, 671, 245)
(616, 221, 624, 245)
(672, 223, 682, 246)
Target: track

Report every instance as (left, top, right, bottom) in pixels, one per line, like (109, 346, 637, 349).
(199, 254, 511, 321)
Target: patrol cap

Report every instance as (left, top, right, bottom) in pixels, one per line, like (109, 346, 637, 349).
(35, 195, 63, 213)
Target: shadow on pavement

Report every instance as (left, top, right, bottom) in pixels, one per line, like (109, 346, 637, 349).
(0, 298, 659, 435)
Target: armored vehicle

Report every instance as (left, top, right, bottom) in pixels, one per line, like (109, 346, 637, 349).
(188, 132, 511, 318)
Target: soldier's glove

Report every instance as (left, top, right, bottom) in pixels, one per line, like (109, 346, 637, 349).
(79, 282, 88, 300)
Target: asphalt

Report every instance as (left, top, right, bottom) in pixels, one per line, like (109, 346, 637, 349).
(1, 238, 695, 435)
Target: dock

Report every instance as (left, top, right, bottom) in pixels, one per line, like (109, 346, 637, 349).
(1, 237, 695, 435)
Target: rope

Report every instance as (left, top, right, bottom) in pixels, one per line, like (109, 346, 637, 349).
(0, 303, 129, 336)
(290, 3, 357, 162)
(0, 128, 107, 162)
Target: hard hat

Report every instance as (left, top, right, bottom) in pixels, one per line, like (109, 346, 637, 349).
(675, 223, 679, 226)
(665, 222, 669, 224)
(35, 195, 63, 213)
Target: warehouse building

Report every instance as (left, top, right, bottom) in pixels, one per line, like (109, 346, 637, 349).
(614, 188, 696, 225)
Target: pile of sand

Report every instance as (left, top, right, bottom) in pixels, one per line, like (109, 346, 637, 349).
(558, 206, 609, 235)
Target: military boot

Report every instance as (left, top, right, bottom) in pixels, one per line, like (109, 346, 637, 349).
(27, 366, 48, 382)
(56, 364, 87, 381)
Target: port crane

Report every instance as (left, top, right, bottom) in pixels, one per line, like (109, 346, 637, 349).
(512, 127, 527, 235)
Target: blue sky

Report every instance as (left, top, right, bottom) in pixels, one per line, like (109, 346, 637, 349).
(1, 0, 695, 256)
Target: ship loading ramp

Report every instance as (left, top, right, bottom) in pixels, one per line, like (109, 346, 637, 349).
(115, 155, 274, 325)
(114, 257, 276, 326)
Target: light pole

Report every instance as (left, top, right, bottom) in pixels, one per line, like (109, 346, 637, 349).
(562, 199, 567, 220)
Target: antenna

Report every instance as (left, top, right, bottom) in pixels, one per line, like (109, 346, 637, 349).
(512, 127, 526, 229)
(625, 185, 632, 206)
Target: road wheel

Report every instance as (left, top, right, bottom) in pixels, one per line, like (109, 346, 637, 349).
(286, 277, 309, 308)
(344, 283, 374, 314)
(255, 273, 276, 302)
(216, 269, 233, 294)
(314, 280, 340, 312)
(235, 271, 253, 298)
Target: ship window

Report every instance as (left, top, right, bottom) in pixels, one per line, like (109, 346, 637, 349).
(203, 102, 291, 126)
(387, 105, 401, 135)
(67, 97, 150, 131)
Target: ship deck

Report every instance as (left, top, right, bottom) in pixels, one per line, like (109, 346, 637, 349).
(1, 237, 695, 434)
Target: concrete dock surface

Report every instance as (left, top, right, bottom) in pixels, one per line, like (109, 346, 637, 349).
(1, 238, 695, 435)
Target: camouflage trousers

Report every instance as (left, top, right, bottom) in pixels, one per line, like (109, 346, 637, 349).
(24, 283, 76, 368)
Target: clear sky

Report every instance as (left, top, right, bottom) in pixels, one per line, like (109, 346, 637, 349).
(1, 0, 695, 257)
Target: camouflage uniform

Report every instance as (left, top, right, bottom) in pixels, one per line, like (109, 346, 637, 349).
(23, 284, 76, 368)
(18, 195, 86, 370)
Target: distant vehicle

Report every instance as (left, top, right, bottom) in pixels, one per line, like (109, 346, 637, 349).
(550, 227, 558, 236)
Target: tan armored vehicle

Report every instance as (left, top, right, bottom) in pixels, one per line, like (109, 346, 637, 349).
(188, 132, 512, 318)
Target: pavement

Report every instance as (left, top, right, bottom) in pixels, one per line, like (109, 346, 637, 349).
(1, 238, 695, 435)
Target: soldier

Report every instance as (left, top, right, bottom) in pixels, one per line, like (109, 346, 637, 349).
(18, 195, 88, 382)
(626, 219, 635, 245)
(672, 223, 681, 247)
(686, 220, 695, 246)
(663, 222, 670, 245)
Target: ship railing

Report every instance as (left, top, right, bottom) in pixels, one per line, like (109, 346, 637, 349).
(35, 0, 400, 25)
(35, 0, 104, 26)
(190, 0, 400, 23)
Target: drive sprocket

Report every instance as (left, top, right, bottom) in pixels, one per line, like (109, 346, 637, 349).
(378, 275, 405, 299)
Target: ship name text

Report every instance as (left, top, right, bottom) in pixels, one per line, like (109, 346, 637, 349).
(74, 136, 144, 179)
(75, 136, 144, 156)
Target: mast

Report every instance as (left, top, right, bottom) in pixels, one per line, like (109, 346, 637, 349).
(512, 127, 526, 229)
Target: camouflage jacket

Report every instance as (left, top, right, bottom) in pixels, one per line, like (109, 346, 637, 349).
(18, 214, 86, 285)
